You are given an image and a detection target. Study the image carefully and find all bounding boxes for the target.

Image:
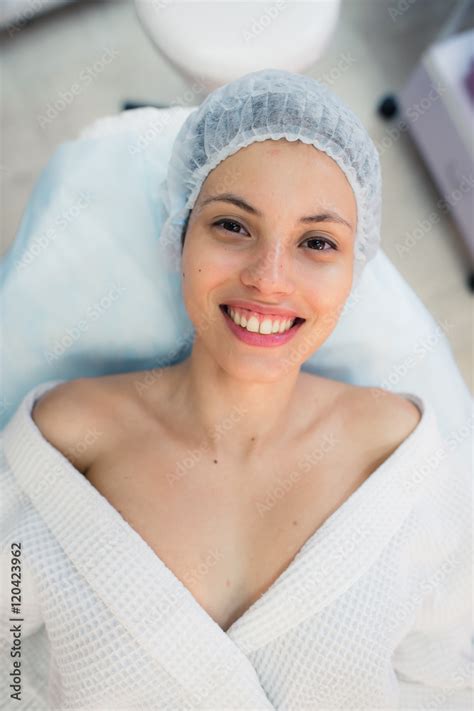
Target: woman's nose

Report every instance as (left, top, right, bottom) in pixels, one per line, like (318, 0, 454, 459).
(240, 241, 295, 295)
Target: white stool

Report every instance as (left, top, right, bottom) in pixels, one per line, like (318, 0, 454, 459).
(135, 0, 341, 94)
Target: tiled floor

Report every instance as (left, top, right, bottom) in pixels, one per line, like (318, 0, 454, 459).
(1, 0, 472, 391)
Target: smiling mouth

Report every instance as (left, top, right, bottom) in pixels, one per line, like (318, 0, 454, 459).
(219, 304, 305, 332)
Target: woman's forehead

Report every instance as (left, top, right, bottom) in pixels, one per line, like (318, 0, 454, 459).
(207, 139, 352, 187)
(199, 141, 357, 221)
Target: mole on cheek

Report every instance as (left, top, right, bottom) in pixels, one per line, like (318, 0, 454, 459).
(198, 269, 202, 272)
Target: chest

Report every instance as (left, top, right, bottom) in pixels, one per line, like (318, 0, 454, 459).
(83, 424, 375, 633)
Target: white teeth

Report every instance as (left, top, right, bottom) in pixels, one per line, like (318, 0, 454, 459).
(259, 318, 273, 335)
(227, 306, 295, 334)
(246, 316, 260, 333)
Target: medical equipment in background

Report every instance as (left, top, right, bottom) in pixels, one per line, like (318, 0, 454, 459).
(399, 28, 474, 291)
(377, 0, 474, 291)
(125, 0, 341, 108)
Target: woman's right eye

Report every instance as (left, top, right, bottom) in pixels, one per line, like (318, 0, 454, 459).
(212, 219, 248, 235)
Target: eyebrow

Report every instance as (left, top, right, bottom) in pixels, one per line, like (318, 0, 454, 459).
(198, 192, 354, 231)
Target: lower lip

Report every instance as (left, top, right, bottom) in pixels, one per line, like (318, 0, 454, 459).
(220, 305, 305, 348)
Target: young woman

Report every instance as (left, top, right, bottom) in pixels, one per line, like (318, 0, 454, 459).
(2, 69, 470, 710)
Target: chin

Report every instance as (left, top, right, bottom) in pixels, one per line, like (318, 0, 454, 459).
(218, 352, 301, 383)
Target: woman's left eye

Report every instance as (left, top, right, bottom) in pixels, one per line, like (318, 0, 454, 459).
(304, 237, 338, 252)
(213, 219, 248, 235)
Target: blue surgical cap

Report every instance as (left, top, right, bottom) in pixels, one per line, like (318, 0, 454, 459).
(157, 68, 382, 287)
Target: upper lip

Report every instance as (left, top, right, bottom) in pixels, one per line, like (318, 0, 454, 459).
(221, 299, 304, 319)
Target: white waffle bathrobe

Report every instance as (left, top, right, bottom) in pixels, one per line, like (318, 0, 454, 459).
(0, 380, 472, 710)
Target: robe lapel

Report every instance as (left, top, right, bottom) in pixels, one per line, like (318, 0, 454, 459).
(3, 380, 275, 710)
(225, 393, 438, 653)
(5, 380, 437, 696)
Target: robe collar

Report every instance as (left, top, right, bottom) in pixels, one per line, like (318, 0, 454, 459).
(3, 379, 437, 706)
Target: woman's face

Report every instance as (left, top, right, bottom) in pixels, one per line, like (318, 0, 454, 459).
(181, 138, 357, 382)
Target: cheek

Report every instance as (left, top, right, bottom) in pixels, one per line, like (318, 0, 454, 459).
(182, 234, 236, 295)
(182, 269, 206, 312)
(303, 263, 353, 316)
(183, 227, 227, 272)
(181, 259, 223, 334)
(182, 275, 214, 336)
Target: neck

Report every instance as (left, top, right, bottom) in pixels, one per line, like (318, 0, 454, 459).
(170, 339, 305, 462)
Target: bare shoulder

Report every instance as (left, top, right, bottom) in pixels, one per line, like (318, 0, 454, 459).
(30, 373, 147, 473)
(345, 385, 423, 463)
(30, 367, 176, 472)
(354, 385, 422, 436)
(304, 372, 422, 435)
(302, 373, 422, 468)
